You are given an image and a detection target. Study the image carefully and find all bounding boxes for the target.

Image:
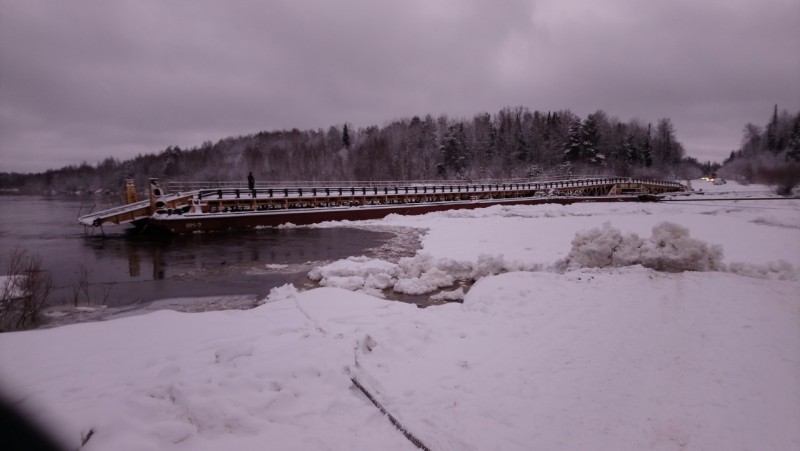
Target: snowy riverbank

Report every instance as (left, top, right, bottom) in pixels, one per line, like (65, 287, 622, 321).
(1, 180, 798, 450)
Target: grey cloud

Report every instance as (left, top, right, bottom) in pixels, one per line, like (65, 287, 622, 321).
(1, 0, 798, 172)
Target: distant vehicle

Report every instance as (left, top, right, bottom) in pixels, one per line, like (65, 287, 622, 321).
(713, 178, 727, 185)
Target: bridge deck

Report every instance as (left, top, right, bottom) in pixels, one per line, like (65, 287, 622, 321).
(79, 177, 685, 228)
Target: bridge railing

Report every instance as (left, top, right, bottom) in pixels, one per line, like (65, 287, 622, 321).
(165, 175, 683, 194)
(182, 177, 684, 201)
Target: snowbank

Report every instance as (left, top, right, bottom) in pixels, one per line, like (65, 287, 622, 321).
(309, 215, 795, 301)
(0, 274, 24, 299)
(558, 221, 724, 272)
(1, 269, 798, 450)
(307, 252, 543, 300)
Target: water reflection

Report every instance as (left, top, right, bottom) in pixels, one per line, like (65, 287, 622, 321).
(129, 251, 140, 277)
(83, 227, 391, 281)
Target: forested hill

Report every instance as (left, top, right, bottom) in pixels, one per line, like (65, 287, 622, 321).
(719, 105, 800, 195)
(1, 106, 708, 195)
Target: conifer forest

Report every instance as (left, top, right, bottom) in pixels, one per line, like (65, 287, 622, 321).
(2, 105, 798, 196)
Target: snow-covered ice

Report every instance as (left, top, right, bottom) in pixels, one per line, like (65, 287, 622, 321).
(0, 180, 798, 450)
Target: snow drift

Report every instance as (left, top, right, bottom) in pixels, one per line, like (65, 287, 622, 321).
(309, 221, 735, 300)
(559, 221, 725, 272)
(309, 214, 797, 302)
(308, 253, 543, 300)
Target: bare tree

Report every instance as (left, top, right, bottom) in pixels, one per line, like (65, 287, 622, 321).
(67, 264, 91, 307)
(1, 248, 53, 331)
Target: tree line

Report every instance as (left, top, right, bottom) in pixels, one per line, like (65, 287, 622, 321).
(719, 105, 800, 194)
(1, 106, 708, 195)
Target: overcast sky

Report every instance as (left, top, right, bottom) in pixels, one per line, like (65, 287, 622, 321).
(1, 0, 798, 173)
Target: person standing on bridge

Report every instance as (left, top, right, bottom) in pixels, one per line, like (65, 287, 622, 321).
(247, 171, 256, 198)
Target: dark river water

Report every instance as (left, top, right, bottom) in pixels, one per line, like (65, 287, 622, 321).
(0, 195, 406, 321)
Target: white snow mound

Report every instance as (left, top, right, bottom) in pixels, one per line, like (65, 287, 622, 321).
(309, 252, 543, 297)
(560, 221, 724, 272)
(262, 283, 299, 304)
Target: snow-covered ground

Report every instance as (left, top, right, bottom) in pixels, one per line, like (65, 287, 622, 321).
(1, 180, 798, 450)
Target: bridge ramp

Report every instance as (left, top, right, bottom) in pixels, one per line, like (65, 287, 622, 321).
(78, 199, 153, 227)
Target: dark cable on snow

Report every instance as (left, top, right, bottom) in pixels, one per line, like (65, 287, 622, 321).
(350, 377, 432, 451)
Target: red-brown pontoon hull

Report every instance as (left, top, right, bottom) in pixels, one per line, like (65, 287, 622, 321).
(147, 195, 639, 234)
